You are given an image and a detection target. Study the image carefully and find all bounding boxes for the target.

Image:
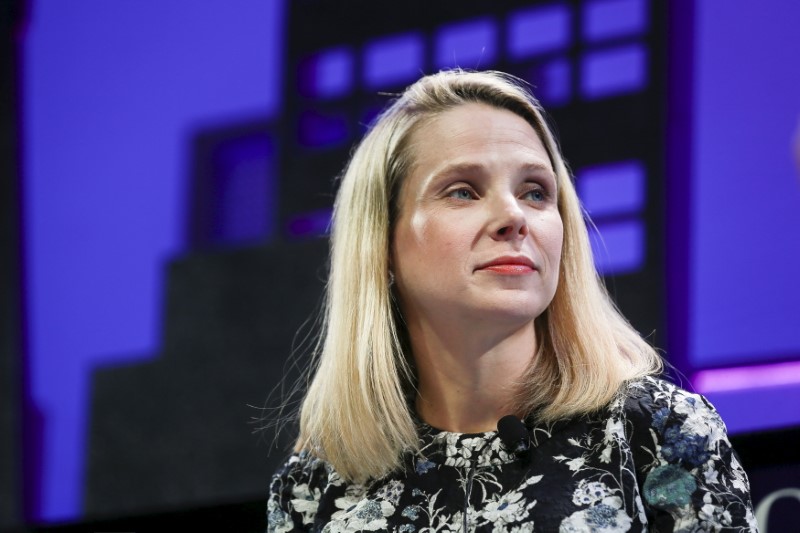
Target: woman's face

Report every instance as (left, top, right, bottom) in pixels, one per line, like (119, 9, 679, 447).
(391, 103, 563, 329)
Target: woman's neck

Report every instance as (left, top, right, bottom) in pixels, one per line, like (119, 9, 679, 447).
(409, 316, 537, 433)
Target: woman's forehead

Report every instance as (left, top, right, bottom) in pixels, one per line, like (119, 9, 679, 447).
(405, 104, 553, 179)
(405, 102, 552, 163)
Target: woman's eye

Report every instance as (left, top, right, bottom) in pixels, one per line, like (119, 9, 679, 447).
(522, 188, 546, 202)
(447, 188, 474, 200)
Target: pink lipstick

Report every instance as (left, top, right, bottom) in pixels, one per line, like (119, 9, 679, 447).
(476, 256, 536, 275)
(482, 264, 534, 274)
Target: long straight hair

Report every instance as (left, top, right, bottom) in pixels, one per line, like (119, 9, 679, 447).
(294, 70, 662, 483)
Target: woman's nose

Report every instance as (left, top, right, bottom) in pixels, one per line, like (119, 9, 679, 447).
(490, 198, 529, 240)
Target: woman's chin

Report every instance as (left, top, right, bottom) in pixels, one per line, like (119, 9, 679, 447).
(460, 298, 546, 326)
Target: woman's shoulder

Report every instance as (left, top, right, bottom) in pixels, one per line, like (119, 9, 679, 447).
(611, 378, 758, 529)
(619, 375, 720, 427)
(615, 375, 732, 461)
(270, 449, 332, 489)
(268, 450, 334, 532)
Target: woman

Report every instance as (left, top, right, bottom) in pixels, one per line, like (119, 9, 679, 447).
(268, 70, 757, 532)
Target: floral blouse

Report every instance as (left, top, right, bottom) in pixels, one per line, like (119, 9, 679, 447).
(267, 377, 758, 532)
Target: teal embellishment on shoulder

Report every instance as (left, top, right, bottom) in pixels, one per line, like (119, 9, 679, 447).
(643, 464, 697, 510)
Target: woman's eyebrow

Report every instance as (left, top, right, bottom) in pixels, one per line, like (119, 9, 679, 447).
(520, 161, 556, 176)
(430, 160, 554, 180)
(428, 162, 488, 181)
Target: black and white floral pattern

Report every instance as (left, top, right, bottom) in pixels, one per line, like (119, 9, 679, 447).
(268, 377, 757, 532)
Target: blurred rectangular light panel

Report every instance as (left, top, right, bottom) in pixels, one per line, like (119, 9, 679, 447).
(212, 135, 275, 243)
(363, 33, 424, 89)
(507, 4, 571, 59)
(689, 0, 800, 368)
(582, 0, 648, 42)
(299, 47, 354, 99)
(298, 109, 349, 147)
(435, 17, 497, 69)
(578, 160, 645, 217)
(694, 360, 800, 393)
(581, 44, 647, 99)
(589, 219, 645, 275)
(537, 58, 571, 105)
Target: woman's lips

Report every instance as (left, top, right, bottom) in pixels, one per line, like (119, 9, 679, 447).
(481, 264, 535, 274)
(476, 256, 536, 274)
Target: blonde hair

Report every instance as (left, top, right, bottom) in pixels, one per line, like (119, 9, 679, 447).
(294, 70, 662, 482)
